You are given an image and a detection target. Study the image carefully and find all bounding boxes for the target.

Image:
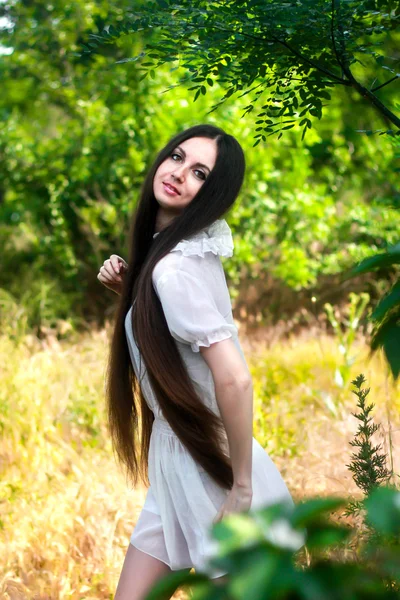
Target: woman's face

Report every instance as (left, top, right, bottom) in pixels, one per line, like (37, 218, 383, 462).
(153, 136, 217, 210)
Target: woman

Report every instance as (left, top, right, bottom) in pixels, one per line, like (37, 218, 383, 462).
(97, 124, 295, 600)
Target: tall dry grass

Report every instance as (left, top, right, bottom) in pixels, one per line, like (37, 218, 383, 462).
(1, 324, 399, 599)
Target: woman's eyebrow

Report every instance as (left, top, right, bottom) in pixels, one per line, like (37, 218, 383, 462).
(175, 146, 211, 172)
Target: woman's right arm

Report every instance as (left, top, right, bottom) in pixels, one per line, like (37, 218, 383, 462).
(97, 254, 128, 295)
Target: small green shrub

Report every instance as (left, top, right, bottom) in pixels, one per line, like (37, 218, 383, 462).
(344, 374, 394, 521)
(145, 487, 400, 600)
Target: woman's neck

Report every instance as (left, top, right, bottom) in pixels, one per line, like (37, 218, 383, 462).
(154, 207, 180, 233)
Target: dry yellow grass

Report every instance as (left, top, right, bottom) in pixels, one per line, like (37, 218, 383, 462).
(0, 324, 399, 599)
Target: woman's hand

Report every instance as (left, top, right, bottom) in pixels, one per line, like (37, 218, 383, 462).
(212, 483, 253, 525)
(97, 254, 128, 295)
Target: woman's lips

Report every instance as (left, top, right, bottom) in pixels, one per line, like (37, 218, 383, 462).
(162, 182, 180, 196)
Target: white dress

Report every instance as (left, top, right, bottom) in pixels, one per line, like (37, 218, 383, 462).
(125, 219, 295, 579)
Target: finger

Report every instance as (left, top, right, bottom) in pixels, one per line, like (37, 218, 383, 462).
(118, 260, 128, 272)
(98, 276, 120, 293)
(98, 268, 115, 283)
(110, 255, 121, 274)
(100, 266, 115, 282)
(98, 273, 113, 286)
(98, 276, 115, 290)
(97, 274, 115, 289)
(118, 259, 128, 272)
(110, 254, 128, 272)
(102, 262, 122, 281)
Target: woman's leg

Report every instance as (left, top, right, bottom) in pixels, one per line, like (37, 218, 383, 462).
(213, 574, 229, 586)
(114, 543, 191, 600)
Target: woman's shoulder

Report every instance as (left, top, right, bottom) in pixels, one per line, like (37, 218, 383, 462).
(152, 218, 234, 287)
(152, 250, 205, 292)
(168, 218, 234, 259)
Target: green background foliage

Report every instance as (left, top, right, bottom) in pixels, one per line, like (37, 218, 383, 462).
(0, 0, 399, 336)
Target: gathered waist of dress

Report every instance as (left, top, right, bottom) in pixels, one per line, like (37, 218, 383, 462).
(152, 417, 177, 437)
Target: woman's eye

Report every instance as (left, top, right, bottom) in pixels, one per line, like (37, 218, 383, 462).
(194, 170, 206, 181)
(170, 154, 205, 180)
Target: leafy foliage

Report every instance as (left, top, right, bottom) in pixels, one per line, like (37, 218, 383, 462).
(1, 0, 399, 337)
(144, 486, 400, 599)
(79, 0, 400, 141)
(344, 132, 400, 379)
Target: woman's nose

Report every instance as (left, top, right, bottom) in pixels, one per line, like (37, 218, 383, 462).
(171, 165, 186, 181)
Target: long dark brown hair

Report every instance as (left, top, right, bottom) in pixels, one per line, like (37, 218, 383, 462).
(106, 124, 245, 491)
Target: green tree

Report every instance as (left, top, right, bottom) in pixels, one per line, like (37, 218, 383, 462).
(79, 0, 400, 142)
(1, 0, 399, 350)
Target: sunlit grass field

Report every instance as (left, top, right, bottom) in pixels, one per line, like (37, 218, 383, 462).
(1, 323, 399, 599)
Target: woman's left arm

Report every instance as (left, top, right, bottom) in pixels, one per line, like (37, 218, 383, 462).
(153, 264, 253, 516)
(200, 339, 253, 484)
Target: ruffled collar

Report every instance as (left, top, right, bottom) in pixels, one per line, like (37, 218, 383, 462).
(152, 219, 234, 258)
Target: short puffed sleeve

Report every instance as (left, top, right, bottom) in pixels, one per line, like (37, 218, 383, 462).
(154, 269, 238, 353)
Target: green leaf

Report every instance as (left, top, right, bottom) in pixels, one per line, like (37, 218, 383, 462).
(145, 569, 204, 600)
(371, 281, 400, 321)
(309, 107, 322, 119)
(364, 486, 400, 535)
(228, 553, 281, 599)
(298, 107, 309, 117)
(347, 249, 400, 276)
(299, 88, 308, 101)
(371, 317, 400, 380)
(291, 497, 346, 528)
(316, 90, 331, 100)
(305, 523, 351, 549)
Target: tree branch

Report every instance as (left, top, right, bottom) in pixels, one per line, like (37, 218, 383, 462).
(327, 0, 400, 128)
(371, 75, 400, 93)
(191, 21, 350, 85)
(271, 34, 349, 84)
(342, 66, 400, 128)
